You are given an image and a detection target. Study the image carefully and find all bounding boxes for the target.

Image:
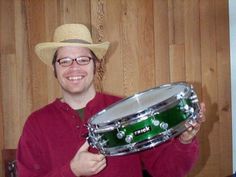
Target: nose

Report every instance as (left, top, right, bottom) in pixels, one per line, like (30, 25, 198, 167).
(70, 59, 81, 68)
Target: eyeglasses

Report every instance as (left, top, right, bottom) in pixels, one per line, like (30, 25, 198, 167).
(56, 56, 93, 67)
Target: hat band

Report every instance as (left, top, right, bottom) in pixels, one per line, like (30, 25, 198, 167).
(61, 39, 91, 44)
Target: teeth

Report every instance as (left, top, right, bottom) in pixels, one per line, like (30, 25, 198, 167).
(68, 76, 83, 81)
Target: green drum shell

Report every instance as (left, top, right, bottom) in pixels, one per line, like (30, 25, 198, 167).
(95, 98, 192, 148)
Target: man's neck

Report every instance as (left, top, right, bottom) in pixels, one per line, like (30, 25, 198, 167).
(61, 87, 96, 110)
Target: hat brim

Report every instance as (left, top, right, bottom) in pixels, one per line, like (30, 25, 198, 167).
(35, 41, 110, 66)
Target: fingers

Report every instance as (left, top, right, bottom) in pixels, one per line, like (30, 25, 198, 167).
(181, 103, 204, 139)
(179, 121, 201, 144)
(200, 102, 206, 112)
(78, 145, 105, 164)
(70, 143, 107, 176)
(77, 140, 105, 163)
(78, 140, 90, 152)
(95, 159, 106, 173)
(186, 123, 200, 136)
(90, 156, 106, 172)
(88, 153, 105, 162)
(193, 102, 206, 124)
(81, 153, 106, 175)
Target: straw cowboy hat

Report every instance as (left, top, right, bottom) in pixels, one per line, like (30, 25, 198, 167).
(35, 24, 110, 66)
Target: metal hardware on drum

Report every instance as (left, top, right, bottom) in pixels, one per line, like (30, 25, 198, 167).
(160, 122, 169, 130)
(87, 82, 201, 156)
(125, 134, 133, 143)
(151, 119, 160, 126)
(116, 130, 125, 139)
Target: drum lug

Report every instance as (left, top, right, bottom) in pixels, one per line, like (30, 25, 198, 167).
(115, 121, 121, 129)
(87, 136, 97, 149)
(149, 108, 160, 127)
(186, 117, 197, 126)
(151, 119, 160, 126)
(128, 144, 135, 150)
(95, 134, 103, 141)
(99, 139, 108, 147)
(162, 129, 172, 140)
(180, 105, 194, 114)
(125, 134, 133, 143)
(87, 132, 105, 147)
(190, 90, 199, 104)
(160, 122, 169, 130)
(180, 104, 188, 111)
(148, 107, 159, 117)
(177, 92, 185, 99)
(88, 137, 108, 152)
(116, 131, 125, 139)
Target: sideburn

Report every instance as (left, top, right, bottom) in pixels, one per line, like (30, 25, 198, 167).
(52, 51, 58, 78)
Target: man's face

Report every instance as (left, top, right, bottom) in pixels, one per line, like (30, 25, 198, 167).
(54, 46, 96, 95)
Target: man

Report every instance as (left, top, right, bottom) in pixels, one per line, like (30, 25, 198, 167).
(17, 24, 206, 177)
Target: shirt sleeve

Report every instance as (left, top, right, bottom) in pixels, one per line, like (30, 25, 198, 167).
(16, 115, 77, 177)
(139, 137, 199, 177)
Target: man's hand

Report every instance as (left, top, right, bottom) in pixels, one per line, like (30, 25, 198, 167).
(70, 141, 106, 176)
(179, 103, 206, 144)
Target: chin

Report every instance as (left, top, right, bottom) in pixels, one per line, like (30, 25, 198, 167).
(69, 89, 85, 94)
(62, 84, 94, 95)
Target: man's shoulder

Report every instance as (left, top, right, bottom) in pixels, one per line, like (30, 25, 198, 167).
(27, 99, 60, 121)
(21, 99, 60, 130)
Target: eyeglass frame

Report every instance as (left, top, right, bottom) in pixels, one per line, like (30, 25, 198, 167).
(56, 56, 93, 67)
(52, 50, 99, 78)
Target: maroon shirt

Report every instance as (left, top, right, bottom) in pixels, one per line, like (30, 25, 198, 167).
(17, 92, 199, 177)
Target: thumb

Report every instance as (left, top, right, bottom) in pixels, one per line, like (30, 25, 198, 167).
(78, 141, 90, 152)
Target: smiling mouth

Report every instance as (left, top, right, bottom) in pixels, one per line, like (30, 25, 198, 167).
(68, 76, 84, 81)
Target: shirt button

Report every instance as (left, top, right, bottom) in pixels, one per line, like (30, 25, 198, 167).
(76, 125, 80, 128)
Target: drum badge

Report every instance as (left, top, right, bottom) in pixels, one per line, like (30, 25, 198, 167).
(134, 126, 151, 136)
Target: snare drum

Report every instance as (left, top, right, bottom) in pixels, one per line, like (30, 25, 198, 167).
(87, 82, 200, 156)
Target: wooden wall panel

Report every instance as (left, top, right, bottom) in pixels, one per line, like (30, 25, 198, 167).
(15, 0, 32, 131)
(1, 54, 21, 147)
(0, 0, 30, 176)
(135, 0, 155, 91)
(153, 0, 170, 85)
(215, 0, 232, 176)
(60, 0, 91, 25)
(121, 0, 155, 95)
(25, 0, 49, 110)
(169, 0, 185, 45)
(0, 0, 15, 54)
(0, 0, 232, 177)
(44, 0, 62, 102)
(184, 0, 202, 92)
(168, 0, 186, 82)
(169, 44, 186, 82)
(120, 0, 139, 95)
(91, 0, 124, 95)
(192, 0, 219, 176)
(1, 0, 30, 145)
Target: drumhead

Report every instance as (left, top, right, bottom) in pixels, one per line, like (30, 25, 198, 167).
(90, 83, 190, 125)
